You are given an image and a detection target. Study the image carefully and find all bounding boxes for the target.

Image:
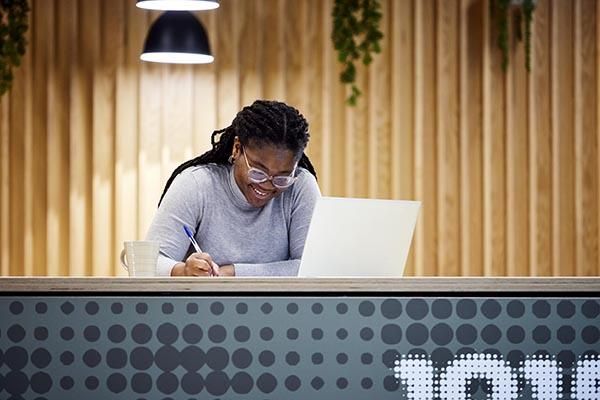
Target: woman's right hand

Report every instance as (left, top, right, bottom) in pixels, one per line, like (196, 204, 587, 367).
(171, 252, 220, 276)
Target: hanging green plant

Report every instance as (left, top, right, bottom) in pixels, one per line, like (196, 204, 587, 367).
(331, 0, 383, 106)
(491, 0, 536, 72)
(0, 0, 30, 96)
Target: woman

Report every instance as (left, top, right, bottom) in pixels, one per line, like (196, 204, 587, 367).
(146, 100, 321, 276)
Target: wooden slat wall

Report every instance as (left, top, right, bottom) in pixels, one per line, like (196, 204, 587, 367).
(0, 0, 598, 276)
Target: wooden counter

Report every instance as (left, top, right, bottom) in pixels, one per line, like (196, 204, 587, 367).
(0, 277, 598, 399)
(1, 276, 599, 293)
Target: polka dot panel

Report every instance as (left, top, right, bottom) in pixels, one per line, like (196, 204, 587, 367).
(0, 297, 597, 399)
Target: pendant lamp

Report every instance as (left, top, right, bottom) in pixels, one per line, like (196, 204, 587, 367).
(136, 0, 219, 11)
(140, 11, 213, 64)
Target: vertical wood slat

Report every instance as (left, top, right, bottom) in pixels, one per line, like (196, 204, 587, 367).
(530, 0, 552, 276)
(59, 0, 79, 275)
(392, 0, 415, 274)
(162, 64, 194, 182)
(30, 0, 49, 276)
(8, 64, 25, 275)
(10, 10, 26, 276)
(552, 0, 575, 276)
(216, 0, 239, 126)
(575, 0, 599, 276)
(194, 12, 217, 157)
(47, 0, 71, 276)
(436, 0, 460, 276)
(22, 4, 34, 276)
(304, 0, 324, 181)
(368, 0, 391, 200)
(262, 0, 285, 100)
(0, 92, 9, 276)
(483, 0, 507, 276)
(506, 1, 530, 277)
(342, 4, 362, 198)
(320, 0, 335, 196)
(78, 0, 98, 275)
(239, 0, 262, 106)
(138, 13, 162, 238)
(392, 0, 414, 200)
(329, 51, 353, 196)
(114, 0, 140, 276)
(92, 0, 119, 275)
(108, 0, 125, 275)
(345, 62, 368, 197)
(332, 70, 348, 196)
(349, 25, 366, 197)
(461, 0, 484, 276)
(414, 0, 438, 276)
(284, 0, 306, 111)
(69, 0, 90, 276)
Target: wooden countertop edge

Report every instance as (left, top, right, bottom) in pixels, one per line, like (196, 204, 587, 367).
(0, 277, 599, 293)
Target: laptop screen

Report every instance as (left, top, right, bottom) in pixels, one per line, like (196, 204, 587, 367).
(298, 197, 421, 277)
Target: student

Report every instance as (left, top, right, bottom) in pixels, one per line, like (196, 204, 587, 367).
(146, 100, 321, 277)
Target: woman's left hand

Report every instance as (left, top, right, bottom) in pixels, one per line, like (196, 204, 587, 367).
(218, 264, 235, 276)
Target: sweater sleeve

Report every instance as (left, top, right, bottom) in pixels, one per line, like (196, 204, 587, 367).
(234, 259, 300, 277)
(234, 170, 321, 277)
(145, 170, 201, 276)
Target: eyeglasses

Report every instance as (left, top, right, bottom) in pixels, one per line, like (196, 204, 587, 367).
(242, 148, 297, 189)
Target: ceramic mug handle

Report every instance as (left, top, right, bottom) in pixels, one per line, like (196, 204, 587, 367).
(119, 248, 129, 272)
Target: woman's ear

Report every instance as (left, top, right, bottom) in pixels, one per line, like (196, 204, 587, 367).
(232, 136, 241, 159)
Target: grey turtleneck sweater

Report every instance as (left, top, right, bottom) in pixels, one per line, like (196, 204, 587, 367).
(146, 164, 320, 276)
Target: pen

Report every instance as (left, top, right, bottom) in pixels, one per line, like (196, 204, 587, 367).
(183, 225, 219, 276)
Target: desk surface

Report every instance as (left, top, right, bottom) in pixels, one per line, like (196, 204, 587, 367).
(0, 276, 598, 293)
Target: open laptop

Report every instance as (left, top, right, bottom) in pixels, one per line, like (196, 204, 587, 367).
(298, 197, 421, 277)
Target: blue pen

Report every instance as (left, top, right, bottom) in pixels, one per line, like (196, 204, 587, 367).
(183, 225, 202, 253)
(183, 225, 219, 276)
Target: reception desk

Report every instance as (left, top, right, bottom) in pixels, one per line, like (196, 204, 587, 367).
(1, 277, 598, 399)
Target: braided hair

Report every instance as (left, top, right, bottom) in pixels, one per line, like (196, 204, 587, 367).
(158, 100, 318, 206)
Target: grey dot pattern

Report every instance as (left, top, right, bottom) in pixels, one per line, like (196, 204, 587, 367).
(0, 297, 598, 399)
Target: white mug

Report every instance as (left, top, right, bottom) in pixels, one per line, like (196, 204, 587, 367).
(120, 241, 160, 277)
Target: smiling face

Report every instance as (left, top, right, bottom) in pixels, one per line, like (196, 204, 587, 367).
(231, 137, 297, 208)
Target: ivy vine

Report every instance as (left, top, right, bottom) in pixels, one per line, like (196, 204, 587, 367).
(331, 0, 383, 106)
(0, 0, 29, 95)
(491, 0, 535, 72)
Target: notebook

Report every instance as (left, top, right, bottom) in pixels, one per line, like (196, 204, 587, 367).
(297, 196, 421, 277)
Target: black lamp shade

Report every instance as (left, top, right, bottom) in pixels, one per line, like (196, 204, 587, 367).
(141, 11, 213, 64)
(136, 0, 219, 11)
